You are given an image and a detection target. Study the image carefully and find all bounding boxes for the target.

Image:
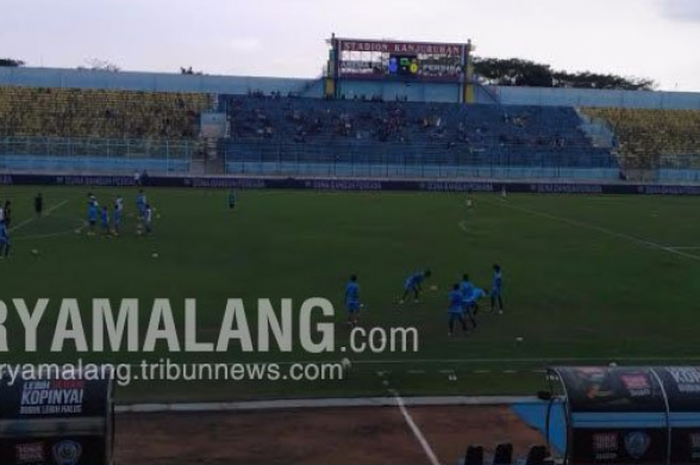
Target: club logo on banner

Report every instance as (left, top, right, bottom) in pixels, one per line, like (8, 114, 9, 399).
(690, 433, 700, 460)
(52, 441, 82, 465)
(624, 431, 651, 460)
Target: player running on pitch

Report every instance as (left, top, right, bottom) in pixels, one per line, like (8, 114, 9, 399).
(490, 264, 505, 314)
(344, 274, 361, 328)
(399, 269, 432, 304)
(448, 284, 469, 336)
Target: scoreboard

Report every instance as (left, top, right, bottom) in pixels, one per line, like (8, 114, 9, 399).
(335, 38, 467, 83)
(388, 55, 420, 77)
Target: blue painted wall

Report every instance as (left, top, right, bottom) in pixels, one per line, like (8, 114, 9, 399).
(490, 85, 700, 110)
(0, 66, 322, 97)
(3, 66, 700, 109)
(337, 80, 461, 103)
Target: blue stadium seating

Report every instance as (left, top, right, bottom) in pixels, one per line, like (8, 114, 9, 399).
(219, 96, 619, 179)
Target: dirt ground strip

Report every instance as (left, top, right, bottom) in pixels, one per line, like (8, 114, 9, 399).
(116, 405, 544, 464)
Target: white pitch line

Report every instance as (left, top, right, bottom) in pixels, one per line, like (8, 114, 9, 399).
(390, 389, 441, 465)
(668, 246, 700, 251)
(488, 199, 700, 262)
(15, 219, 88, 241)
(9, 200, 70, 233)
(57, 355, 700, 372)
(131, 355, 700, 369)
(350, 355, 700, 365)
(458, 220, 469, 233)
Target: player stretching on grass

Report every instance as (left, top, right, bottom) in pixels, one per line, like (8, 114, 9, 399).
(0, 220, 10, 258)
(459, 274, 474, 305)
(344, 274, 361, 328)
(3, 201, 11, 228)
(113, 196, 124, 235)
(137, 190, 147, 220)
(490, 264, 504, 314)
(100, 206, 110, 235)
(34, 193, 43, 217)
(448, 284, 469, 336)
(459, 274, 478, 329)
(142, 204, 153, 236)
(400, 270, 431, 304)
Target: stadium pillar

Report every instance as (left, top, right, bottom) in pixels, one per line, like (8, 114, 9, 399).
(463, 40, 476, 104)
(326, 34, 339, 99)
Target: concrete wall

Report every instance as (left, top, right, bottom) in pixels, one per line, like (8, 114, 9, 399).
(491, 86, 700, 110)
(337, 80, 462, 103)
(0, 66, 321, 97)
(3, 66, 700, 109)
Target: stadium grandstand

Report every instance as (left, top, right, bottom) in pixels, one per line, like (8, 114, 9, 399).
(582, 107, 700, 182)
(1, 36, 700, 184)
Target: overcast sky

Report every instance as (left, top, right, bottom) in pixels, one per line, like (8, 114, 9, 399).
(1, 0, 699, 91)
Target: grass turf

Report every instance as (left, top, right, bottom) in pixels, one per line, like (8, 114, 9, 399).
(1, 186, 699, 402)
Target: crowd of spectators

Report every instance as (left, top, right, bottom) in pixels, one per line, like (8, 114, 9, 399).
(222, 95, 592, 152)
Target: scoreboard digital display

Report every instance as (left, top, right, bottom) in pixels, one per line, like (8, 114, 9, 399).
(388, 55, 419, 77)
(336, 39, 466, 83)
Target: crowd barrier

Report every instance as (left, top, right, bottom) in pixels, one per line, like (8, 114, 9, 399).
(0, 368, 114, 465)
(2, 173, 700, 195)
(546, 366, 700, 464)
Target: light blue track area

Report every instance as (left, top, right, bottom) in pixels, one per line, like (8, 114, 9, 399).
(512, 402, 567, 455)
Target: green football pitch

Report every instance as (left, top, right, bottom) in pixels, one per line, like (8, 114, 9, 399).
(1, 186, 699, 402)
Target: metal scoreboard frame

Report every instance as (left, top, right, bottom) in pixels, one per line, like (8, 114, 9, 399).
(324, 35, 474, 102)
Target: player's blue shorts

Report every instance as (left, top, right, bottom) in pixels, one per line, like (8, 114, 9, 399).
(0, 236, 8, 245)
(114, 212, 122, 224)
(346, 301, 361, 313)
(448, 310, 465, 325)
(404, 280, 418, 291)
(490, 287, 502, 297)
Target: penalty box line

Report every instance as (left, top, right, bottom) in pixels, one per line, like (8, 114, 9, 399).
(485, 198, 700, 262)
(9, 199, 70, 233)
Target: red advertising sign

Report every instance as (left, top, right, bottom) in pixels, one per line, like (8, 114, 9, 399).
(338, 39, 464, 57)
